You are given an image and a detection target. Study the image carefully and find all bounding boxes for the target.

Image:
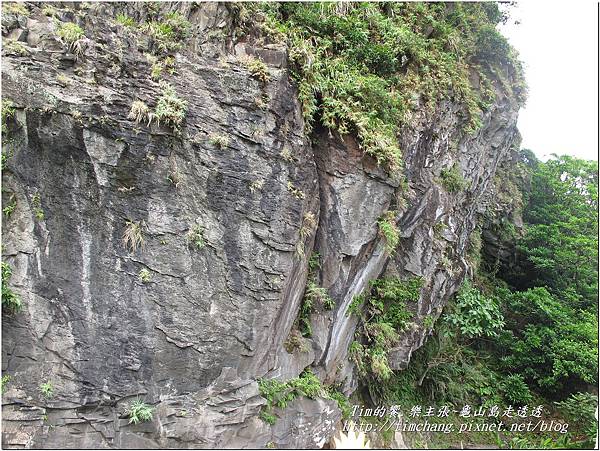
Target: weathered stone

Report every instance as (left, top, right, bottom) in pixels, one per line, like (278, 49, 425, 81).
(1, 2, 521, 448)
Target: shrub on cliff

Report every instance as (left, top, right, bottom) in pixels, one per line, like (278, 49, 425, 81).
(2, 262, 21, 313)
(235, 3, 526, 173)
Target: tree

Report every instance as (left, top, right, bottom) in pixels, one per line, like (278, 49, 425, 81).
(515, 155, 598, 309)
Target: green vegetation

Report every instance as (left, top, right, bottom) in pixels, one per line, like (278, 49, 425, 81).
(56, 22, 85, 54)
(305, 281, 335, 310)
(501, 374, 532, 405)
(128, 101, 151, 125)
(3, 39, 29, 57)
(283, 329, 309, 354)
(243, 56, 270, 83)
(258, 369, 350, 423)
(237, 3, 525, 172)
(349, 277, 422, 380)
(0, 374, 10, 394)
(2, 2, 29, 17)
(1, 99, 16, 135)
(259, 370, 322, 410)
(126, 399, 154, 424)
(41, 5, 57, 17)
(138, 268, 151, 283)
(128, 83, 187, 132)
(444, 281, 504, 338)
(116, 13, 136, 27)
(555, 392, 598, 440)
(512, 155, 598, 308)
(150, 55, 175, 81)
(122, 220, 144, 253)
(2, 262, 22, 313)
(249, 179, 264, 193)
(154, 82, 187, 131)
(295, 212, 316, 258)
(167, 165, 182, 187)
(286, 181, 305, 200)
(326, 388, 352, 420)
(144, 11, 191, 53)
(187, 224, 205, 250)
(422, 314, 434, 330)
(363, 152, 598, 449)
(3, 197, 16, 217)
(496, 286, 597, 393)
(377, 211, 399, 254)
(32, 193, 44, 220)
(296, 253, 333, 337)
(208, 133, 230, 149)
(280, 147, 293, 162)
(440, 164, 468, 193)
(40, 381, 54, 398)
(346, 293, 364, 317)
(259, 410, 277, 425)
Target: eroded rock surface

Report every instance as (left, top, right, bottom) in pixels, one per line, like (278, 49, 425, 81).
(2, 2, 521, 448)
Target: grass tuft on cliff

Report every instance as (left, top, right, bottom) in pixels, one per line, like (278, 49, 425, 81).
(1, 262, 22, 313)
(258, 369, 352, 423)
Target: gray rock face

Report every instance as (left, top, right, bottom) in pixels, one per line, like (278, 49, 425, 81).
(1, 3, 521, 449)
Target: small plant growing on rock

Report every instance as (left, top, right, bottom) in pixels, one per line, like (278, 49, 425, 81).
(260, 410, 277, 425)
(187, 224, 205, 250)
(40, 381, 54, 398)
(154, 81, 187, 131)
(31, 193, 44, 220)
(123, 220, 144, 252)
(284, 329, 310, 354)
(287, 181, 305, 200)
(423, 315, 435, 330)
(208, 133, 229, 149)
(440, 164, 468, 193)
(377, 211, 399, 254)
(346, 293, 365, 317)
(128, 101, 152, 126)
(150, 55, 175, 80)
(3, 39, 29, 57)
(56, 73, 71, 87)
(295, 212, 316, 258)
(280, 147, 293, 162)
(138, 268, 151, 283)
(305, 281, 335, 310)
(1, 262, 22, 313)
(41, 5, 57, 17)
(258, 369, 322, 420)
(3, 196, 16, 217)
(325, 388, 352, 420)
(115, 13, 136, 28)
(348, 276, 422, 380)
(143, 11, 191, 54)
(243, 56, 270, 83)
(1, 375, 11, 394)
(167, 167, 182, 188)
(150, 61, 163, 81)
(1, 99, 16, 135)
(299, 212, 316, 239)
(56, 22, 85, 56)
(126, 399, 154, 424)
(249, 179, 264, 193)
(2, 2, 29, 17)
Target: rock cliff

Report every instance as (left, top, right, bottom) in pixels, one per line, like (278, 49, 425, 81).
(2, 2, 522, 448)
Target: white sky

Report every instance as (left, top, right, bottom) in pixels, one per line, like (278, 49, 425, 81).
(500, 1, 599, 161)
